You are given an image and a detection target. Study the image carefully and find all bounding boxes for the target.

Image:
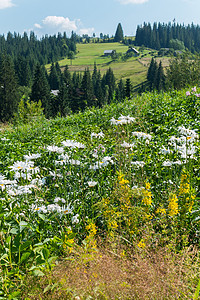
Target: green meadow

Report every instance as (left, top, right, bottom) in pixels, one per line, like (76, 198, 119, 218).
(0, 86, 199, 299)
(47, 42, 157, 86)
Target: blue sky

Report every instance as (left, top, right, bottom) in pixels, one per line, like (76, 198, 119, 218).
(0, 0, 199, 37)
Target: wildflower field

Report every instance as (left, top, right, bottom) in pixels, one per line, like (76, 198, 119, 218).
(0, 87, 200, 299)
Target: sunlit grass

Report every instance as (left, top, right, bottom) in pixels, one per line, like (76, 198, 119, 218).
(0, 87, 199, 298)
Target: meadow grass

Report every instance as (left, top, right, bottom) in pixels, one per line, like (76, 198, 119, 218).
(0, 87, 199, 299)
(46, 42, 160, 85)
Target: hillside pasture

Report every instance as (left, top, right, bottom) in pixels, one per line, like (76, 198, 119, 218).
(47, 42, 153, 86)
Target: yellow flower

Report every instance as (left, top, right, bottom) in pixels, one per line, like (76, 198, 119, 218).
(86, 222, 97, 236)
(138, 240, 146, 249)
(156, 207, 166, 215)
(145, 181, 151, 190)
(142, 189, 152, 206)
(179, 172, 190, 195)
(168, 193, 179, 216)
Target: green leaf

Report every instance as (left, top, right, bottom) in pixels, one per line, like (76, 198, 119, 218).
(19, 221, 28, 232)
(43, 284, 51, 294)
(42, 248, 49, 260)
(20, 252, 31, 263)
(10, 227, 19, 234)
(38, 213, 46, 221)
(193, 278, 200, 300)
(19, 221, 28, 226)
(48, 256, 58, 264)
(20, 240, 32, 251)
(33, 269, 45, 277)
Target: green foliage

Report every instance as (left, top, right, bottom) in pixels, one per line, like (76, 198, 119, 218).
(169, 38, 185, 50)
(0, 53, 19, 122)
(114, 23, 124, 42)
(146, 58, 166, 92)
(0, 31, 76, 66)
(135, 21, 200, 52)
(0, 86, 199, 297)
(14, 96, 44, 124)
(31, 64, 50, 115)
(166, 52, 200, 89)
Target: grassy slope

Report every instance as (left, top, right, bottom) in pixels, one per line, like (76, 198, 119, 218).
(47, 42, 159, 87)
(1, 87, 200, 299)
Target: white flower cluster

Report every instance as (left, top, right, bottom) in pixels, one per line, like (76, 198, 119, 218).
(62, 140, 85, 149)
(89, 156, 114, 170)
(120, 141, 135, 149)
(31, 201, 79, 224)
(132, 131, 152, 140)
(110, 115, 135, 125)
(91, 132, 104, 139)
(169, 126, 198, 159)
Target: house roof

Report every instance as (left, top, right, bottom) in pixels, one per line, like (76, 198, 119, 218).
(104, 50, 115, 54)
(127, 47, 139, 54)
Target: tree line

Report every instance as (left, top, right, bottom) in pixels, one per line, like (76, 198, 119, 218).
(0, 52, 132, 122)
(33, 62, 133, 118)
(0, 31, 77, 77)
(135, 22, 200, 53)
(145, 51, 200, 92)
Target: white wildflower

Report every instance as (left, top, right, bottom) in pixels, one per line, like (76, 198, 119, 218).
(132, 131, 152, 140)
(88, 181, 98, 187)
(47, 145, 64, 153)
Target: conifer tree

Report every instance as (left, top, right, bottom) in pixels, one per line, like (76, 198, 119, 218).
(102, 68, 115, 104)
(80, 68, 94, 109)
(58, 65, 72, 115)
(71, 72, 82, 112)
(125, 78, 132, 99)
(94, 70, 103, 107)
(31, 63, 50, 115)
(147, 58, 158, 90)
(55, 62, 62, 83)
(0, 53, 19, 121)
(156, 61, 166, 91)
(14, 56, 32, 87)
(92, 62, 98, 87)
(114, 23, 124, 42)
(48, 62, 60, 90)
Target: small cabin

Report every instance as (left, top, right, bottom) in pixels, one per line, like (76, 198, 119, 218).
(104, 50, 116, 56)
(126, 47, 139, 56)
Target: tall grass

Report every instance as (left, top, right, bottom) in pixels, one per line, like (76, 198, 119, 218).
(0, 87, 199, 298)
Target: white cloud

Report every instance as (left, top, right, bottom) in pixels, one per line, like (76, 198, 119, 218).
(79, 27, 95, 36)
(118, 0, 148, 4)
(0, 0, 14, 9)
(34, 16, 95, 37)
(34, 23, 42, 29)
(42, 16, 77, 32)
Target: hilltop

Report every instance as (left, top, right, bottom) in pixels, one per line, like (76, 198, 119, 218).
(47, 42, 170, 88)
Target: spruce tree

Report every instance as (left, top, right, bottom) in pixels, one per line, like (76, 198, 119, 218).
(80, 68, 94, 109)
(71, 72, 82, 112)
(125, 78, 132, 99)
(0, 53, 19, 121)
(31, 63, 50, 115)
(58, 65, 72, 115)
(114, 23, 124, 42)
(103, 68, 115, 104)
(14, 56, 32, 87)
(94, 70, 103, 107)
(48, 62, 60, 90)
(147, 58, 158, 90)
(156, 61, 166, 91)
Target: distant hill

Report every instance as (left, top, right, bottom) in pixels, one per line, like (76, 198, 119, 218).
(48, 42, 170, 89)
